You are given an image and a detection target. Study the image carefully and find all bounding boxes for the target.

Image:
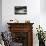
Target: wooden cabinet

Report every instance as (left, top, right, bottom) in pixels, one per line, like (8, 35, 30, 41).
(7, 23, 34, 46)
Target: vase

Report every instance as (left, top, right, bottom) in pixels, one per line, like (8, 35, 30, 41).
(39, 40, 45, 46)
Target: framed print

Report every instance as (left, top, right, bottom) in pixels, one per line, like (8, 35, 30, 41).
(14, 6, 27, 15)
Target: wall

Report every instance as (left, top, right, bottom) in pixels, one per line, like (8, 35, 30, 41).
(2, 0, 40, 30)
(40, 0, 46, 31)
(0, 0, 2, 32)
(40, 0, 46, 13)
(2, 0, 46, 46)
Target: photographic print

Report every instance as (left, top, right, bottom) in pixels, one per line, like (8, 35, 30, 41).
(15, 6, 27, 15)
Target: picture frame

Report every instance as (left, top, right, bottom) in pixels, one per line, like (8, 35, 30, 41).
(14, 6, 27, 15)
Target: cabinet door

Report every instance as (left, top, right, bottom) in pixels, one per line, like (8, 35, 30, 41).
(11, 32, 28, 46)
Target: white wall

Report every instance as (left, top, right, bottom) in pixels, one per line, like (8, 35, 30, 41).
(40, 0, 46, 31)
(40, 0, 46, 13)
(2, 0, 46, 46)
(2, 0, 40, 31)
(0, 0, 2, 32)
